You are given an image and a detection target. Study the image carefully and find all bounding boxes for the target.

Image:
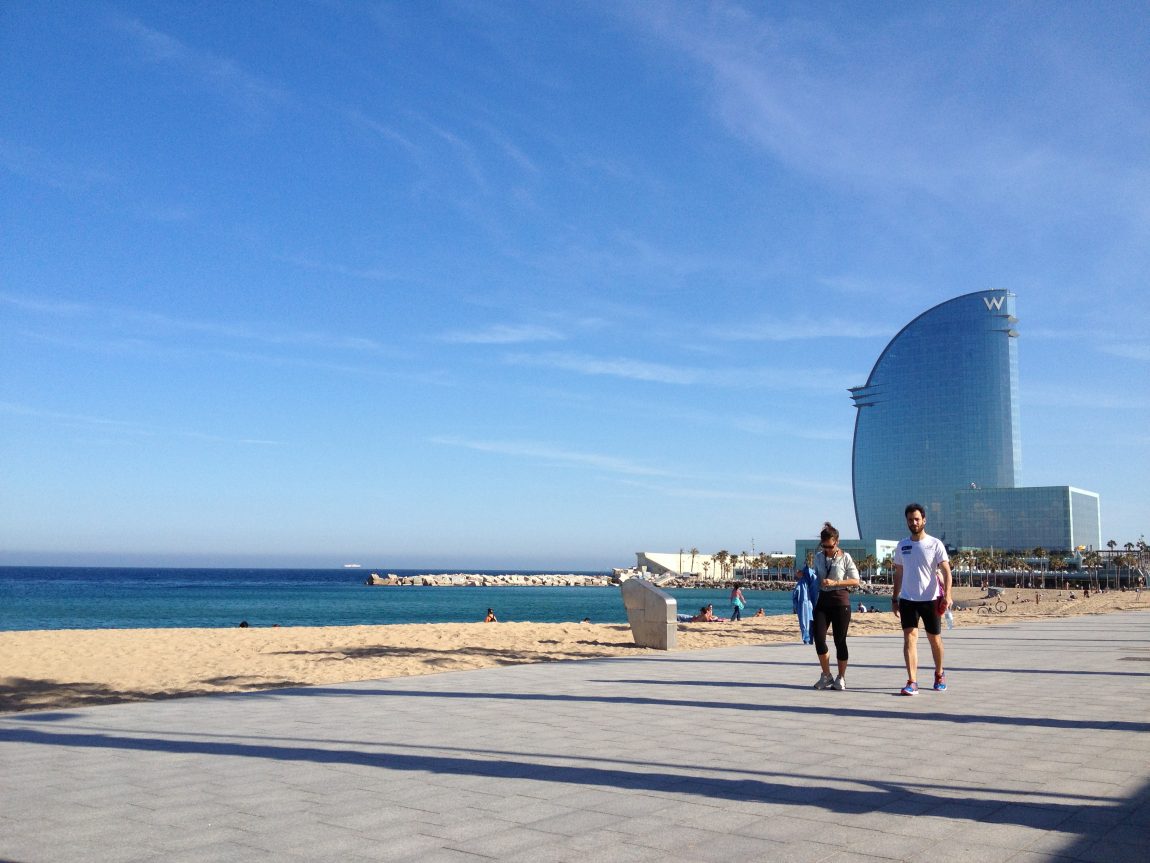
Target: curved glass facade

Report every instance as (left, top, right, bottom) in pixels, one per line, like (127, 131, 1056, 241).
(851, 291, 1021, 544)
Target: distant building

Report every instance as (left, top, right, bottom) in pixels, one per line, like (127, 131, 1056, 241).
(792, 539, 899, 577)
(844, 290, 1100, 553)
(634, 552, 792, 580)
(952, 486, 1101, 551)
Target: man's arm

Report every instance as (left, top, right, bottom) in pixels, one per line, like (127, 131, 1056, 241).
(891, 563, 903, 612)
(940, 559, 953, 607)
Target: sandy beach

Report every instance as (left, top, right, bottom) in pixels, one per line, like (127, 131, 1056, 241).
(2, 586, 1146, 714)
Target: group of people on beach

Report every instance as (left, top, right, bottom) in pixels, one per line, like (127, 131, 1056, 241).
(795, 503, 952, 696)
(482, 503, 953, 697)
(688, 600, 766, 623)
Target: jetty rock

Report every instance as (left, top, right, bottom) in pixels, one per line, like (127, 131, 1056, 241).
(365, 573, 399, 586)
(365, 573, 612, 587)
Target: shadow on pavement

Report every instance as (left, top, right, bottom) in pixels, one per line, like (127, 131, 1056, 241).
(0, 722, 1137, 847)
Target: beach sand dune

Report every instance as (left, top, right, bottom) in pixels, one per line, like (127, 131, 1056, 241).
(2, 588, 1145, 714)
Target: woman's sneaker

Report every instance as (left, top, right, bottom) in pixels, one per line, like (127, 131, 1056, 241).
(832, 675, 847, 691)
(933, 671, 947, 691)
(814, 672, 834, 690)
(899, 680, 918, 696)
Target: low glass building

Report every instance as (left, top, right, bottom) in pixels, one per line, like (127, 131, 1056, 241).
(851, 291, 1021, 546)
(953, 486, 1101, 552)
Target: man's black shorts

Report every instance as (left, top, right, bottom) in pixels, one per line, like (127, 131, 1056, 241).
(898, 599, 942, 635)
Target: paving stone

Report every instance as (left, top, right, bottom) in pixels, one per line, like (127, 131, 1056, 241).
(1, 612, 1147, 863)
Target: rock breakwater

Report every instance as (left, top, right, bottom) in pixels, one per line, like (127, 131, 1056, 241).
(366, 572, 612, 587)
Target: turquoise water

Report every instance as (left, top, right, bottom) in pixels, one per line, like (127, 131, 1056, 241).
(0, 567, 795, 630)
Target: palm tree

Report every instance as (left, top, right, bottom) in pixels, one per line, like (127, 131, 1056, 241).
(715, 551, 730, 582)
(689, 548, 699, 575)
(1083, 551, 1103, 588)
(702, 561, 711, 582)
(1030, 550, 1048, 584)
(957, 551, 976, 587)
(977, 549, 1002, 587)
(752, 553, 767, 582)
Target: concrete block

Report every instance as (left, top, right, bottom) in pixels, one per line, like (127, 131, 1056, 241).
(620, 579, 677, 649)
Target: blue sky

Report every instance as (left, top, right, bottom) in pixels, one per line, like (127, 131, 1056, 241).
(2, 1, 1148, 569)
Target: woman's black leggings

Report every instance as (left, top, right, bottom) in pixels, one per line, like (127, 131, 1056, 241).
(813, 596, 851, 661)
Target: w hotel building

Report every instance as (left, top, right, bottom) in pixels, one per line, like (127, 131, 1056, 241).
(849, 291, 1100, 552)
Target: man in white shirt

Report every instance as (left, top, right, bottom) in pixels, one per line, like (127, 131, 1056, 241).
(890, 503, 952, 695)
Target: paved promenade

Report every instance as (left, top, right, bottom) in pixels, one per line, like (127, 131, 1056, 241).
(2, 612, 1147, 863)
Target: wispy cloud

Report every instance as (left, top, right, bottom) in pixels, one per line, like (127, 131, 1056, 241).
(707, 316, 886, 342)
(504, 350, 853, 392)
(505, 351, 702, 385)
(733, 417, 852, 442)
(1098, 344, 1150, 362)
(277, 253, 399, 284)
(441, 324, 564, 345)
(476, 119, 542, 178)
(521, 230, 767, 291)
(432, 432, 852, 496)
(344, 108, 420, 154)
(2, 293, 387, 354)
(110, 17, 288, 121)
(0, 402, 284, 446)
(626, 2, 1150, 224)
(1023, 384, 1150, 411)
(0, 292, 92, 316)
(212, 349, 452, 386)
(617, 473, 850, 502)
(0, 140, 113, 192)
(430, 436, 671, 477)
(131, 310, 387, 353)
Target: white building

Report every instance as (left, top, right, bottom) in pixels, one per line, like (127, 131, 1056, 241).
(634, 552, 793, 581)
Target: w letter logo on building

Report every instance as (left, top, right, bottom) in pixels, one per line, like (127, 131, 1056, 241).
(983, 295, 1006, 311)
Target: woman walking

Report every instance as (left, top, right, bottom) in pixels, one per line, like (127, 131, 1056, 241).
(811, 522, 861, 691)
(730, 582, 746, 621)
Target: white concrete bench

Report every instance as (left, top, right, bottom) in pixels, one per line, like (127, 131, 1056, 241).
(620, 579, 677, 649)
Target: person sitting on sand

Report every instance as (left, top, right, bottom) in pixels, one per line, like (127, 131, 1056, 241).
(484, 608, 497, 623)
(753, 607, 766, 618)
(693, 604, 718, 622)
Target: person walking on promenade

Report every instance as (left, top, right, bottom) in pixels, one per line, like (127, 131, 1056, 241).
(891, 503, 953, 695)
(811, 523, 860, 691)
(730, 582, 747, 621)
(793, 554, 818, 644)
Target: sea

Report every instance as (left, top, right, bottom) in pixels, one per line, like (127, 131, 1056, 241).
(0, 567, 796, 631)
